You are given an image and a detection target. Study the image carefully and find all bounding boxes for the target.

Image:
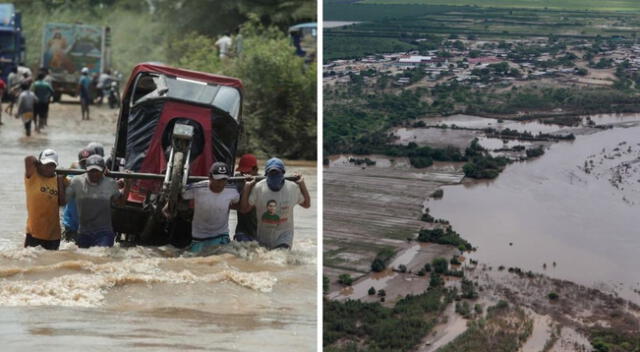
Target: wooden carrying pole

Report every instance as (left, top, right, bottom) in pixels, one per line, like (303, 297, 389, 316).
(55, 168, 299, 182)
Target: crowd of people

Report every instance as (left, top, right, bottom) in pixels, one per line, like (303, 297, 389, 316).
(23, 148, 311, 253)
(0, 65, 119, 135)
(0, 66, 54, 136)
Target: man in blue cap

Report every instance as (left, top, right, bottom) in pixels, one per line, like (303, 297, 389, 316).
(239, 158, 311, 249)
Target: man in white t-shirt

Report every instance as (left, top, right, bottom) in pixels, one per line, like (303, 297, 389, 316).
(240, 158, 311, 250)
(181, 162, 239, 252)
(215, 32, 233, 59)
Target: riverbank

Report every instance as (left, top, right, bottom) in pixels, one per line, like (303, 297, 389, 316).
(324, 113, 640, 351)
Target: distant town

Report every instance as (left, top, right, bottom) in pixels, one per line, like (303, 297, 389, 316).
(324, 37, 640, 90)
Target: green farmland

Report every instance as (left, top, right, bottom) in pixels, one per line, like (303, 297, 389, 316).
(325, 0, 640, 60)
(361, 0, 640, 13)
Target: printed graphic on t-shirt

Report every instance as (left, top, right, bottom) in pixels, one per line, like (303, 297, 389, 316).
(261, 199, 288, 224)
(40, 184, 58, 198)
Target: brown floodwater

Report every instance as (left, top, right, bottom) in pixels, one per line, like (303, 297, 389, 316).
(0, 103, 317, 351)
(428, 115, 640, 303)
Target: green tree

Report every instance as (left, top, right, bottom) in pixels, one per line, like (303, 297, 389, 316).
(179, 19, 316, 159)
(432, 257, 448, 274)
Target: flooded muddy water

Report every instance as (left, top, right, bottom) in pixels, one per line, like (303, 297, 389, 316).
(0, 103, 317, 351)
(428, 116, 640, 302)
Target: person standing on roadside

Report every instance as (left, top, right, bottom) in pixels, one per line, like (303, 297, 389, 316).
(15, 82, 38, 137)
(24, 149, 66, 250)
(66, 154, 131, 248)
(78, 67, 91, 120)
(234, 154, 259, 242)
(32, 72, 54, 130)
(240, 158, 311, 250)
(215, 32, 233, 60)
(5, 67, 19, 115)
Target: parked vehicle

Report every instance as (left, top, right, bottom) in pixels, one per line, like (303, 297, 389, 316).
(41, 23, 111, 102)
(0, 3, 26, 89)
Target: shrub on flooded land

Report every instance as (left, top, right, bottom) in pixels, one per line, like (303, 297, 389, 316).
(463, 154, 510, 179)
(526, 146, 545, 158)
(429, 273, 444, 289)
(432, 257, 449, 274)
(418, 227, 473, 250)
(461, 278, 478, 299)
(339, 274, 354, 286)
(371, 248, 396, 272)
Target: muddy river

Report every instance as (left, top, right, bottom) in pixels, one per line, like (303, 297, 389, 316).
(427, 114, 640, 302)
(0, 103, 317, 351)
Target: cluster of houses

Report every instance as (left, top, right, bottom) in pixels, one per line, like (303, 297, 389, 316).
(323, 39, 640, 88)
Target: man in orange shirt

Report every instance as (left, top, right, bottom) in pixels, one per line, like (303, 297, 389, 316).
(24, 148, 67, 250)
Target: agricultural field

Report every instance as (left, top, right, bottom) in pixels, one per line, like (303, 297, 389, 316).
(361, 0, 640, 13)
(325, 1, 640, 60)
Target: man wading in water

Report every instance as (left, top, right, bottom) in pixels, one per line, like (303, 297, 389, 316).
(168, 162, 240, 253)
(24, 149, 67, 250)
(240, 158, 311, 250)
(66, 155, 131, 248)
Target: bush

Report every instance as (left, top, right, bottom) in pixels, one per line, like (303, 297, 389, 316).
(339, 274, 354, 286)
(371, 258, 386, 272)
(371, 248, 396, 272)
(179, 19, 316, 160)
(429, 273, 444, 288)
(398, 264, 407, 273)
(418, 227, 472, 250)
(377, 289, 386, 297)
(368, 286, 376, 295)
(432, 258, 449, 274)
(548, 292, 559, 300)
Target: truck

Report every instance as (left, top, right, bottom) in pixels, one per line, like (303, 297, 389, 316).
(41, 23, 111, 102)
(0, 3, 26, 84)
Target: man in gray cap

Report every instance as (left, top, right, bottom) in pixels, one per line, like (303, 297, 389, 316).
(23, 148, 67, 250)
(240, 158, 311, 250)
(172, 161, 240, 253)
(66, 154, 131, 248)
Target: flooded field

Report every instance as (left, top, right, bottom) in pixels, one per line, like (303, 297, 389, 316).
(0, 103, 317, 351)
(428, 115, 640, 303)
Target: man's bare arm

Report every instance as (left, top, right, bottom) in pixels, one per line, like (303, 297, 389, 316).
(25, 155, 37, 179)
(295, 174, 311, 209)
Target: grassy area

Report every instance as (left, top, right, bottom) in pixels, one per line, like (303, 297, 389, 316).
(324, 288, 448, 351)
(360, 0, 640, 13)
(325, 1, 640, 59)
(438, 301, 534, 352)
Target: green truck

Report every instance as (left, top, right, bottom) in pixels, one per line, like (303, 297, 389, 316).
(41, 23, 111, 101)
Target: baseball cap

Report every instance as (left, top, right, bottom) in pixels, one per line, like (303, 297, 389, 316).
(86, 142, 105, 157)
(78, 148, 95, 169)
(85, 154, 105, 172)
(264, 158, 285, 175)
(39, 149, 59, 166)
(209, 162, 230, 180)
(236, 154, 258, 173)
(81, 67, 89, 74)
